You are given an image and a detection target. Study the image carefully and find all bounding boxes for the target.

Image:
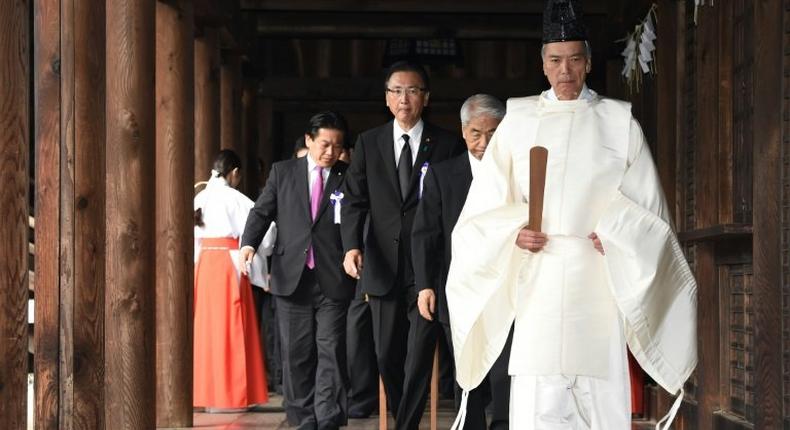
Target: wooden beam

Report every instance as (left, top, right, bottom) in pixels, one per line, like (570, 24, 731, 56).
(254, 11, 543, 39)
(241, 0, 609, 14)
(155, 0, 195, 427)
(33, 0, 62, 427)
(0, 0, 30, 428)
(677, 224, 753, 243)
(194, 27, 221, 184)
(751, 0, 783, 427)
(105, 0, 156, 428)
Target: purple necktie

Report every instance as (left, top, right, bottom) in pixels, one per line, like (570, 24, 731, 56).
(306, 165, 323, 269)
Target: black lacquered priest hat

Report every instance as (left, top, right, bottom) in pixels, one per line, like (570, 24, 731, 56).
(542, 0, 588, 43)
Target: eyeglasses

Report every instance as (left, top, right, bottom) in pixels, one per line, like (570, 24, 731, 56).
(386, 87, 427, 97)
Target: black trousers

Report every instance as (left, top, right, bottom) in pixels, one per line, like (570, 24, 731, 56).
(395, 293, 440, 430)
(367, 289, 409, 419)
(345, 296, 378, 417)
(252, 288, 283, 394)
(276, 269, 349, 430)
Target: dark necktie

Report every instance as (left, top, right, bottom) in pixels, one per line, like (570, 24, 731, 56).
(398, 134, 412, 199)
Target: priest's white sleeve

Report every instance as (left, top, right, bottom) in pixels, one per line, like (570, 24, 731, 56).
(446, 113, 527, 392)
(595, 119, 697, 429)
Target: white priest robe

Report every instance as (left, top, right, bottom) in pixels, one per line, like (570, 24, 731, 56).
(446, 89, 697, 429)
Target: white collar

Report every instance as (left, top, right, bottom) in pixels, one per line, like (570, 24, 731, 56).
(546, 84, 595, 101)
(393, 119, 424, 143)
(206, 172, 229, 188)
(468, 151, 483, 178)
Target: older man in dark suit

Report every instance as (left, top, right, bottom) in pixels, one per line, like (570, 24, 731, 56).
(241, 111, 355, 430)
(412, 94, 512, 429)
(341, 61, 463, 429)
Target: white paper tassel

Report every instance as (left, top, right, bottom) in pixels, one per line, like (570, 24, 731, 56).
(620, 3, 658, 89)
(418, 162, 429, 199)
(330, 191, 343, 224)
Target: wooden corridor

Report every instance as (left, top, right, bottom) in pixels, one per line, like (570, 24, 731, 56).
(3, 1, 790, 429)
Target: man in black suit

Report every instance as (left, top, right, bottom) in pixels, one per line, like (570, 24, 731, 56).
(412, 94, 512, 429)
(241, 111, 355, 430)
(341, 61, 463, 429)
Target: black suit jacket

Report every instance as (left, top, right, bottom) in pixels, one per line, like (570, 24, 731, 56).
(342, 120, 464, 296)
(242, 157, 355, 302)
(411, 153, 473, 324)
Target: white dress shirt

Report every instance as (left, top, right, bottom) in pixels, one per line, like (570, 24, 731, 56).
(393, 119, 423, 167)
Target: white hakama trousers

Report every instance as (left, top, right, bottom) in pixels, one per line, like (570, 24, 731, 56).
(509, 317, 631, 430)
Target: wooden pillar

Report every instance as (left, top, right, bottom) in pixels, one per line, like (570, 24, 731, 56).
(194, 27, 220, 184)
(220, 52, 242, 154)
(655, 0, 680, 214)
(751, 0, 783, 427)
(256, 97, 274, 186)
(35, 0, 107, 428)
(241, 80, 258, 195)
(155, 0, 194, 427)
(0, 0, 30, 428)
(105, 0, 156, 429)
(316, 39, 331, 78)
(694, 5, 721, 430)
(33, 1, 63, 428)
(652, 1, 684, 421)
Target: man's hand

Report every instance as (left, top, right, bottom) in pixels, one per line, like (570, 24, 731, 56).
(343, 249, 363, 279)
(417, 289, 436, 321)
(239, 246, 255, 276)
(515, 227, 548, 252)
(588, 232, 605, 255)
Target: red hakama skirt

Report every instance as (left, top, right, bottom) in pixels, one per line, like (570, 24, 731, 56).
(193, 237, 268, 408)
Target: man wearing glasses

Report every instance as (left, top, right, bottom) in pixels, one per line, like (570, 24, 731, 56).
(342, 61, 463, 429)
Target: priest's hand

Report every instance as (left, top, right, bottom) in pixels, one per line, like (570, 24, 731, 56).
(239, 246, 255, 276)
(515, 227, 548, 252)
(417, 289, 436, 321)
(588, 232, 605, 255)
(344, 249, 364, 279)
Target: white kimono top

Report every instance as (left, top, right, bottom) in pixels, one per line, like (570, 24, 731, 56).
(446, 90, 697, 426)
(194, 174, 274, 289)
